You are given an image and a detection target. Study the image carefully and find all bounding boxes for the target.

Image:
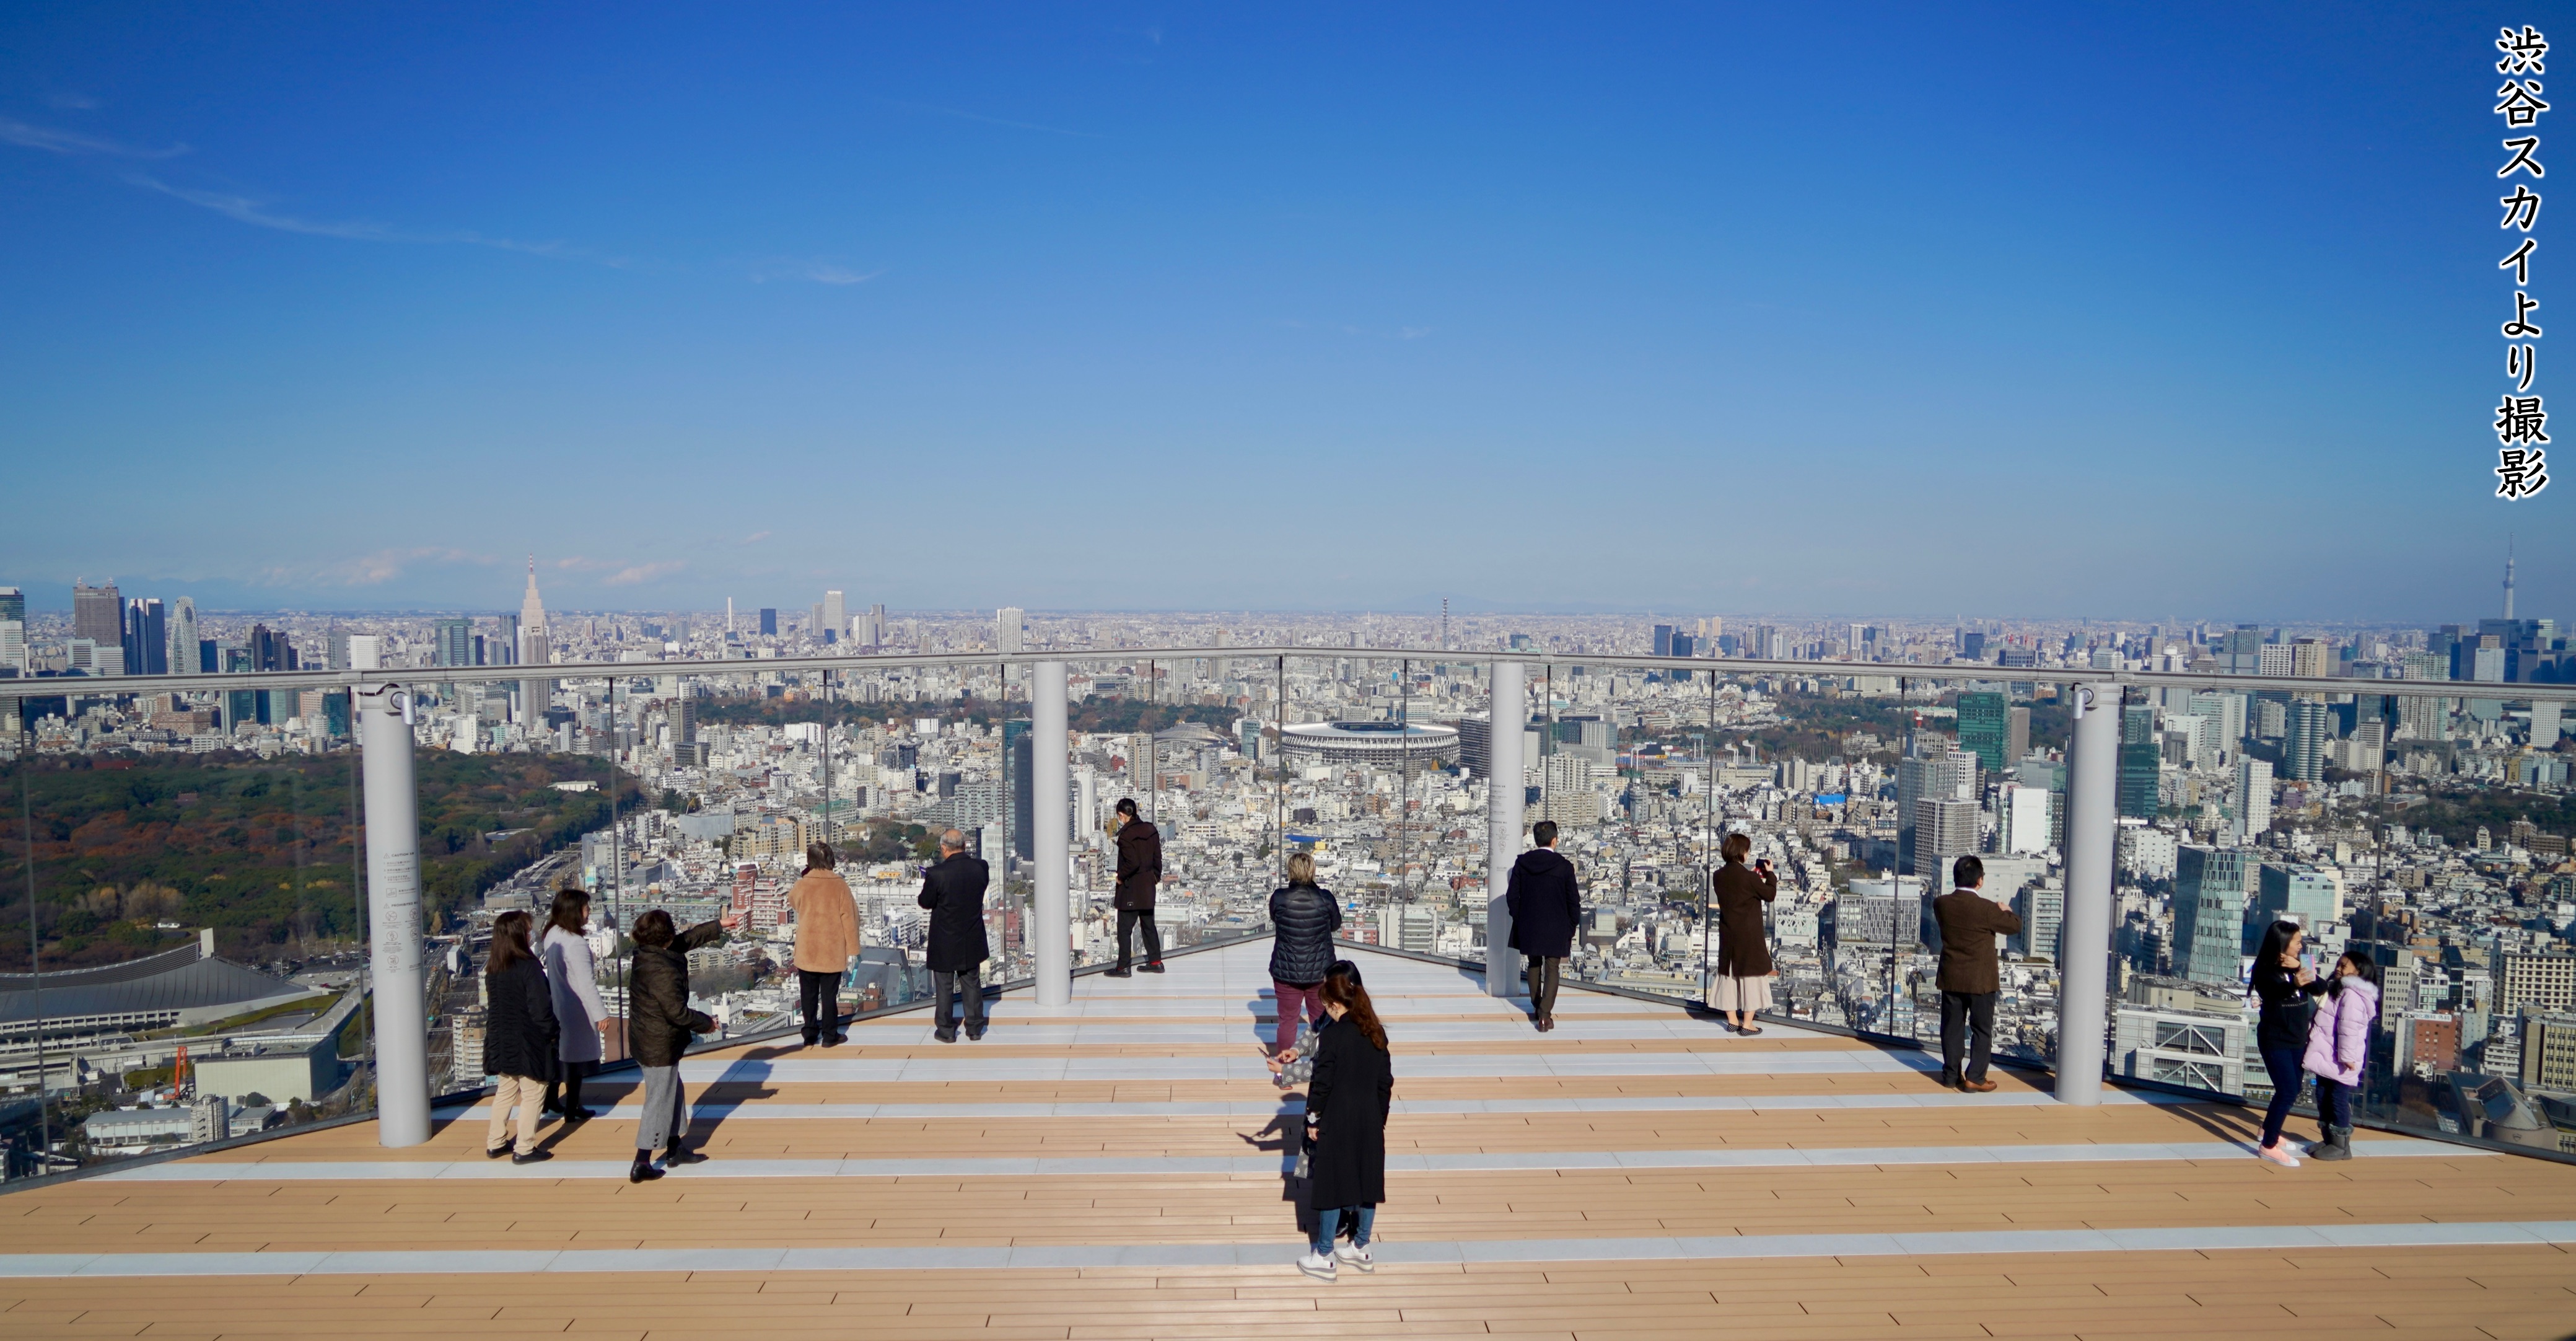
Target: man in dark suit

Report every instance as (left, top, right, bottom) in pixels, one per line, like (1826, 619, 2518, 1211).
(1931, 855, 2023, 1091)
(917, 828, 991, 1042)
(1106, 798, 1165, 977)
(1503, 820, 1582, 1031)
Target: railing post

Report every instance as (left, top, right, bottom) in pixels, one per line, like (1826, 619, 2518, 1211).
(2055, 683, 2118, 1105)
(356, 680, 431, 1146)
(1486, 660, 1526, 998)
(1032, 660, 1071, 1008)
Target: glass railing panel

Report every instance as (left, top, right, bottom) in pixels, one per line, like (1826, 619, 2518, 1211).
(2, 677, 362, 1174)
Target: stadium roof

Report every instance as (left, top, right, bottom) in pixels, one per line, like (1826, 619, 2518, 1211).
(1, 940, 307, 1024)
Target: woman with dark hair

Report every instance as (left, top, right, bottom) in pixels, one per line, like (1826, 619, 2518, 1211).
(1267, 851, 1342, 1061)
(2301, 949, 2381, 1163)
(625, 907, 726, 1182)
(2246, 919, 2328, 1167)
(1708, 831, 1778, 1035)
(540, 887, 607, 1122)
(1297, 964, 1392, 1280)
(481, 911, 558, 1164)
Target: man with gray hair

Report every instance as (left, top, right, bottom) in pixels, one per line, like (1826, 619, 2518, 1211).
(917, 827, 992, 1042)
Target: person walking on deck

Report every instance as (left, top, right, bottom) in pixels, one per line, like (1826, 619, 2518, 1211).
(2302, 949, 2380, 1163)
(1297, 965, 1393, 1281)
(540, 887, 607, 1122)
(1504, 820, 1580, 1031)
(1106, 798, 1165, 977)
(481, 911, 558, 1165)
(918, 828, 991, 1042)
(790, 842, 860, 1047)
(626, 908, 725, 1182)
(1268, 851, 1342, 1060)
(1931, 855, 2021, 1093)
(2248, 920, 2329, 1167)
(1707, 832, 1779, 1034)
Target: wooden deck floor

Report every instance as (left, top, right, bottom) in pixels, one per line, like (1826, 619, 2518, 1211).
(4, 941, 2571, 1339)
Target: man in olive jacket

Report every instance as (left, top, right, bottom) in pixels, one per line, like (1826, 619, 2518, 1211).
(1930, 855, 2023, 1093)
(1106, 798, 1165, 977)
(917, 829, 991, 1042)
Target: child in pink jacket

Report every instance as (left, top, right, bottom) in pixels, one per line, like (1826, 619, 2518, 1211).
(2299, 949, 2380, 1162)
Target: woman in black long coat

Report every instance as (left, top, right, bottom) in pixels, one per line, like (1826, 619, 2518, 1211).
(1297, 964, 1392, 1280)
(481, 911, 558, 1164)
(1708, 831, 1779, 1034)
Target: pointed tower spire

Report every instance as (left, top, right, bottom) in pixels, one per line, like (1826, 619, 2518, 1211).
(2505, 534, 2517, 621)
(520, 554, 547, 635)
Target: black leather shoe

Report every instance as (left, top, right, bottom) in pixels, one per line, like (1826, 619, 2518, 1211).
(662, 1148, 708, 1166)
(934, 1029, 958, 1043)
(801, 1033, 820, 1047)
(1103, 968, 1133, 978)
(1141, 962, 1167, 974)
(629, 1159, 664, 1184)
(965, 1027, 986, 1042)
(822, 1033, 845, 1048)
(484, 1145, 512, 1160)
(510, 1150, 552, 1166)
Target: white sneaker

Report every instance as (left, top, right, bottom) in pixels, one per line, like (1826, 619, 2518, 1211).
(1334, 1243, 1374, 1272)
(1296, 1251, 1336, 1280)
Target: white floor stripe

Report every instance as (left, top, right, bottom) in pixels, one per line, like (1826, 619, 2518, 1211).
(668, 1049, 1943, 1083)
(4, 1220, 2566, 1277)
(112, 1138, 2469, 1183)
(429, 1086, 2195, 1123)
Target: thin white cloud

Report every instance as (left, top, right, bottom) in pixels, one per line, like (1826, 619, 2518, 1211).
(0, 117, 185, 159)
(602, 561, 686, 587)
(881, 99, 1101, 138)
(742, 530, 773, 544)
(255, 547, 496, 587)
(746, 257, 883, 286)
(125, 174, 631, 266)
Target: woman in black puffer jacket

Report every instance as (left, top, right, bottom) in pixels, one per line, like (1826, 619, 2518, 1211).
(624, 908, 726, 1182)
(1267, 851, 1343, 1061)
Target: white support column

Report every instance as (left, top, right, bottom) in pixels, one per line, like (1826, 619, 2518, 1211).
(1486, 660, 1527, 998)
(1033, 661, 1072, 1008)
(2054, 683, 2118, 1106)
(357, 681, 431, 1146)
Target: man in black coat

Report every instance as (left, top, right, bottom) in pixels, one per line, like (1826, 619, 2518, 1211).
(1503, 819, 1582, 1031)
(917, 828, 992, 1042)
(1106, 798, 1165, 977)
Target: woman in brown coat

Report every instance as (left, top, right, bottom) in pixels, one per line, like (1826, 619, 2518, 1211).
(1708, 832, 1778, 1034)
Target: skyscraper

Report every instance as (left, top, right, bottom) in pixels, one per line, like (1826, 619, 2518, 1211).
(997, 607, 1025, 655)
(1896, 749, 1976, 876)
(2253, 863, 2343, 934)
(2118, 703, 2160, 819)
(1005, 718, 1033, 860)
(0, 586, 24, 625)
(758, 607, 778, 636)
(1652, 624, 1676, 657)
(519, 558, 552, 729)
(123, 598, 167, 675)
(1957, 692, 2010, 773)
(433, 618, 475, 669)
(169, 599, 198, 677)
(72, 581, 123, 649)
(2173, 846, 2253, 987)
(1916, 798, 1980, 897)
(2233, 757, 2274, 841)
(823, 590, 846, 643)
(2283, 700, 2330, 781)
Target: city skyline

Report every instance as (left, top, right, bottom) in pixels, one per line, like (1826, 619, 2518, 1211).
(2, 5, 2567, 618)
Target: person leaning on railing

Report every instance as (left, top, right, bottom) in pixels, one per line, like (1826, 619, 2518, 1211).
(790, 842, 860, 1047)
(1707, 832, 1779, 1035)
(1267, 851, 1343, 1061)
(1930, 856, 2020, 1094)
(481, 910, 559, 1165)
(626, 908, 726, 1182)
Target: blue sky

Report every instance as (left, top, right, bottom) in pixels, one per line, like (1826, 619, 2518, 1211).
(0, 2, 2562, 622)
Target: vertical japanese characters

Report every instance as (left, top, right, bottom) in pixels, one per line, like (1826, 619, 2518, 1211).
(2495, 24, 2552, 498)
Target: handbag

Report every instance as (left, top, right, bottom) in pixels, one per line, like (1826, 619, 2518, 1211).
(1292, 1121, 1313, 1179)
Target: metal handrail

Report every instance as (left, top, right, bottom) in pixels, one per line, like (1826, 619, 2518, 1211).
(7, 646, 2570, 701)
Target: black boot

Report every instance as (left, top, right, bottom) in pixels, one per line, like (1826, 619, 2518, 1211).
(629, 1150, 664, 1183)
(561, 1068, 592, 1122)
(2311, 1125, 2353, 1161)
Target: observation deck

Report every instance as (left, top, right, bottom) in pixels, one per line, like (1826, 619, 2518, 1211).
(4, 939, 2574, 1339)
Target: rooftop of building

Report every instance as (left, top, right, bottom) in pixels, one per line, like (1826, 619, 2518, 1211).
(2, 938, 2573, 1337)
(0, 934, 312, 1026)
